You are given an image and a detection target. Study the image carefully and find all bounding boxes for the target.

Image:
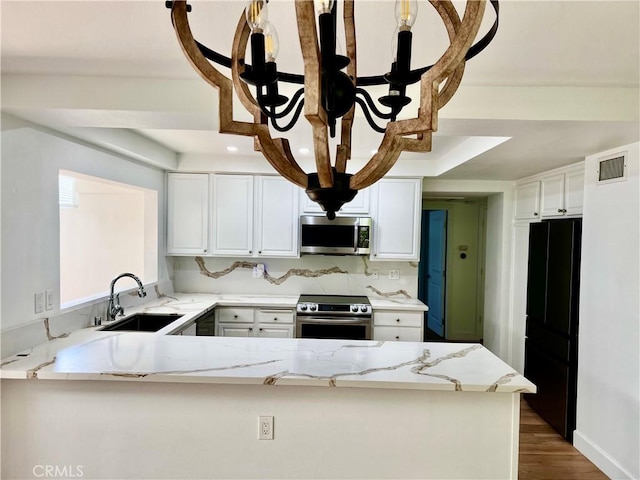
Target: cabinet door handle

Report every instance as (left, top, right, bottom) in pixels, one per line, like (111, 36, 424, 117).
(557, 209, 563, 213)
(234, 315, 238, 318)
(533, 212, 538, 216)
(203, 249, 207, 253)
(249, 327, 253, 332)
(395, 336, 400, 340)
(259, 328, 263, 332)
(258, 251, 262, 254)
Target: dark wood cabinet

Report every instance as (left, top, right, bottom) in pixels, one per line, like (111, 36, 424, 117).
(524, 219, 581, 442)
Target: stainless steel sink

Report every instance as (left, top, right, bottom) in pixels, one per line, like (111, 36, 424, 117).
(99, 313, 184, 332)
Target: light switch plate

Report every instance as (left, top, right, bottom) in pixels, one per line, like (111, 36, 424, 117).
(45, 290, 54, 310)
(34, 292, 44, 314)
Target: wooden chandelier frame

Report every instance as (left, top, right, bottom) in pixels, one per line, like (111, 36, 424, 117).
(170, 0, 487, 191)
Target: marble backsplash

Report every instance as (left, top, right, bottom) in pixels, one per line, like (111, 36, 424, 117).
(172, 255, 419, 299)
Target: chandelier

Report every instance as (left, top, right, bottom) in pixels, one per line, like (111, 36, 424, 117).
(167, 0, 499, 219)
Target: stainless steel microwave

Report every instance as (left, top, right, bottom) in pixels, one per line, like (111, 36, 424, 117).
(300, 216, 371, 255)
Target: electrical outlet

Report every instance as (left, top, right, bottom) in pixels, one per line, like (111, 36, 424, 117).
(253, 263, 265, 278)
(370, 268, 379, 280)
(45, 290, 54, 310)
(34, 292, 44, 314)
(388, 270, 400, 280)
(258, 415, 274, 440)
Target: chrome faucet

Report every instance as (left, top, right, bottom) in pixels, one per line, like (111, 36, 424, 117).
(107, 273, 147, 321)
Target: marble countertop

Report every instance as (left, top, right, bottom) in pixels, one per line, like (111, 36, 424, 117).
(1, 318, 534, 394)
(2, 293, 522, 393)
(369, 298, 429, 311)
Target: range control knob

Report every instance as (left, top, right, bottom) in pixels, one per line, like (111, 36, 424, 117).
(360, 305, 367, 313)
(300, 304, 308, 311)
(310, 304, 317, 312)
(351, 305, 358, 313)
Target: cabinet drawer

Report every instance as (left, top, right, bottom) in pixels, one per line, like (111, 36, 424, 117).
(374, 311, 423, 327)
(374, 326, 422, 342)
(216, 308, 254, 323)
(255, 309, 294, 324)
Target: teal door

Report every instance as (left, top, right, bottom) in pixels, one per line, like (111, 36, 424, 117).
(426, 210, 447, 337)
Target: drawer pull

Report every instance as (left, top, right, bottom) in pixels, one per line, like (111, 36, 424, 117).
(259, 328, 263, 332)
(234, 315, 238, 318)
(249, 327, 253, 332)
(274, 317, 278, 321)
(396, 318, 400, 323)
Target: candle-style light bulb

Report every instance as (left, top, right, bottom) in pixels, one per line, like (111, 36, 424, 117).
(394, 0, 417, 31)
(246, 0, 268, 32)
(263, 22, 279, 62)
(314, 0, 335, 14)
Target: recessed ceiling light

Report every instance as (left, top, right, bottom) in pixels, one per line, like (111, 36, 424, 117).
(226, 146, 238, 152)
(299, 148, 310, 155)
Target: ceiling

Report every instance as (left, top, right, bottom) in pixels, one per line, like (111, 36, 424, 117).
(1, 1, 639, 181)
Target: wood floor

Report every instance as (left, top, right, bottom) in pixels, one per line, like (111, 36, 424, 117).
(519, 398, 609, 480)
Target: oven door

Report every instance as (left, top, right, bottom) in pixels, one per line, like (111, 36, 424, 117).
(296, 316, 371, 340)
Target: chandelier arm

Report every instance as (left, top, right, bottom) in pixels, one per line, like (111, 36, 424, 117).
(262, 88, 305, 120)
(355, 88, 395, 120)
(170, 1, 307, 187)
(267, 99, 306, 133)
(296, 0, 333, 188)
(427, 0, 466, 110)
(354, 98, 387, 134)
(350, 127, 405, 191)
(336, 0, 357, 174)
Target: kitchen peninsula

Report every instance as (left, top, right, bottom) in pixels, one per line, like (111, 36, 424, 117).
(1, 294, 535, 480)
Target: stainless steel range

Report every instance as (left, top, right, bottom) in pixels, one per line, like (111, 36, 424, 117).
(295, 294, 372, 340)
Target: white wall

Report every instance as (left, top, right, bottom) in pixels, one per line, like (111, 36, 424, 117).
(422, 180, 514, 362)
(574, 142, 640, 480)
(1, 118, 170, 353)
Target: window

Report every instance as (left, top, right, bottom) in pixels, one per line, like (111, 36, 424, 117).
(59, 170, 158, 308)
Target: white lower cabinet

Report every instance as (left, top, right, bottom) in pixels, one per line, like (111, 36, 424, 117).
(373, 310, 424, 342)
(216, 307, 295, 338)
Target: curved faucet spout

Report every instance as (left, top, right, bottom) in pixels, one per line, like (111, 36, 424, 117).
(107, 273, 147, 321)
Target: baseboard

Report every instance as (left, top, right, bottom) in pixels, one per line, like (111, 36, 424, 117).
(573, 430, 637, 480)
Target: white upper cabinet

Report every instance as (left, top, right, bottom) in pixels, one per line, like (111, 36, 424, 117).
(300, 186, 371, 215)
(564, 166, 585, 216)
(514, 181, 541, 220)
(540, 165, 584, 218)
(167, 173, 209, 255)
(514, 163, 584, 221)
(211, 174, 254, 256)
(371, 178, 422, 261)
(255, 176, 300, 257)
(540, 173, 565, 217)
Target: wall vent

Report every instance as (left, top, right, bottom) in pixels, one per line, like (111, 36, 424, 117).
(597, 152, 627, 185)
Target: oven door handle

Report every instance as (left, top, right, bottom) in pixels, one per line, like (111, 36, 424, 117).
(298, 317, 371, 324)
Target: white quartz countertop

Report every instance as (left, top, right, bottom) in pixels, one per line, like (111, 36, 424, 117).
(1, 335, 534, 394)
(369, 298, 429, 311)
(1, 293, 529, 393)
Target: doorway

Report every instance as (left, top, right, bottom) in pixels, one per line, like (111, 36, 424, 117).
(418, 199, 487, 342)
